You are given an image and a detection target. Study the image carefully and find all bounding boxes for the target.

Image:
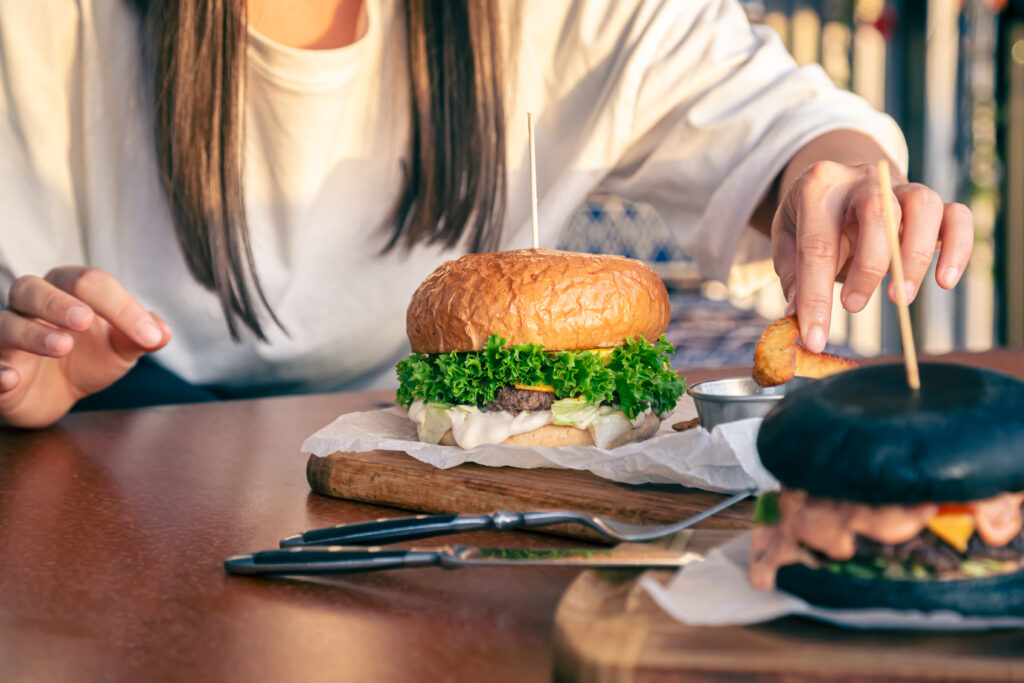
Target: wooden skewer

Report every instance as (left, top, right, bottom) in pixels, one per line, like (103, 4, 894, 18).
(877, 160, 921, 391)
(527, 112, 540, 249)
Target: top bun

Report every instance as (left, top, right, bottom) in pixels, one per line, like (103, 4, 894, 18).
(757, 363, 1024, 504)
(407, 248, 671, 353)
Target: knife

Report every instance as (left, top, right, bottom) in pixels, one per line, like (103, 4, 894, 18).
(224, 544, 697, 576)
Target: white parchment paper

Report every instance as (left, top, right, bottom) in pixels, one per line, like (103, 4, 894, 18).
(301, 396, 778, 494)
(642, 533, 1024, 631)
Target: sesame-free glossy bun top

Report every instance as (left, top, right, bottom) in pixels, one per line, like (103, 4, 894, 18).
(757, 363, 1024, 504)
(406, 248, 671, 353)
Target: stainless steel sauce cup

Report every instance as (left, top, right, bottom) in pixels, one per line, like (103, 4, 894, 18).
(687, 377, 811, 431)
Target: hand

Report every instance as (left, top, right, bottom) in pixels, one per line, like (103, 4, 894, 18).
(771, 161, 974, 353)
(0, 267, 172, 428)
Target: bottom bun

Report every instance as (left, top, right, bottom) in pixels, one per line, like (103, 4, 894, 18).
(776, 563, 1024, 617)
(437, 412, 661, 449)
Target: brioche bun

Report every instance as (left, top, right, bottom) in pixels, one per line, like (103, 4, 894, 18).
(407, 248, 671, 353)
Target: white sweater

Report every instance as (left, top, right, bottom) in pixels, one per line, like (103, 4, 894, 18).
(0, 0, 906, 394)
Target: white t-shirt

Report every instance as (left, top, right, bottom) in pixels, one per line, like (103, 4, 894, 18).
(0, 0, 907, 395)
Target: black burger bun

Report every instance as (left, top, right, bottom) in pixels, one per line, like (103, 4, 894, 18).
(757, 363, 1024, 504)
(776, 563, 1024, 617)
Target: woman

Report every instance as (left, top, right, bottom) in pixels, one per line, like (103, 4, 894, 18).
(0, 0, 972, 428)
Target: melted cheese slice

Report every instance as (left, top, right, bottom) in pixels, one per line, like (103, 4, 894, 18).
(927, 513, 975, 553)
(513, 383, 555, 393)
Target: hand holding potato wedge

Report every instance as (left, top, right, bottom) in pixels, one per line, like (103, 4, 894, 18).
(771, 159, 973, 354)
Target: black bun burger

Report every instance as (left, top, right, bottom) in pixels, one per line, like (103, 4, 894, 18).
(750, 362, 1024, 616)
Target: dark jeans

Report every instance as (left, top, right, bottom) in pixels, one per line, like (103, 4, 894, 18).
(71, 357, 218, 412)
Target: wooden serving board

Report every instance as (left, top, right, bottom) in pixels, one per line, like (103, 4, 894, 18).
(306, 450, 753, 543)
(554, 530, 1024, 682)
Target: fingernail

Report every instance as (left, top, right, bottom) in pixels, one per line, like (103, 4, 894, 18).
(805, 325, 826, 353)
(941, 266, 960, 288)
(844, 292, 867, 312)
(45, 332, 70, 354)
(138, 322, 162, 347)
(0, 368, 18, 391)
(66, 305, 92, 329)
(904, 281, 916, 302)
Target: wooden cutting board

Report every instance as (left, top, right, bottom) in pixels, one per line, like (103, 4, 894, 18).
(306, 450, 753, 543)
(553, 530, 1024, 682)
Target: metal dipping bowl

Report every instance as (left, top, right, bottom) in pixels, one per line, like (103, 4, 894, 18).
(687, 377, 811, 431)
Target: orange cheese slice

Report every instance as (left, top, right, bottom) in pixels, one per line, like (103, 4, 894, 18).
(927, 513, 975, 553)
(513, 383, 556, 393)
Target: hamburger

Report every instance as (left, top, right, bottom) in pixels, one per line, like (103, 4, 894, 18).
(750, 362, 1024, 616)
(395, 248, 684, 449)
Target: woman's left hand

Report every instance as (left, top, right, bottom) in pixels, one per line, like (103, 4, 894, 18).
(771, 160, 974, 353)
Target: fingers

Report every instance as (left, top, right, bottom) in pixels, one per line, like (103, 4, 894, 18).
(7, 275, 95, 332)
(0, 311, 73, 358)
(792, 162, 850, 353)
(888, 184, 943, 303)
(935, 202, 974, 289)
(839, 183, 897, 313)
(775, 158, 973, 359)
(44, 267, 166, 349)
(0, 311, 70, 397)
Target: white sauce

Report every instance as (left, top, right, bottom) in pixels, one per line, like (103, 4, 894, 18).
(407, 399, 651, 450)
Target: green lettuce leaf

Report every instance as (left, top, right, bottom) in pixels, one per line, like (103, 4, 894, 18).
(752, 491, 780, 526)
(396, 334, 684, 419)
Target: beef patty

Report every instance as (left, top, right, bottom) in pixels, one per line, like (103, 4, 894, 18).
(800, 505, 1024, 577)
(852, 510, 1024, 575)
(485, 386, 555, 414)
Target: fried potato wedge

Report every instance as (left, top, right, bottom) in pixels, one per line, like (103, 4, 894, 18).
(753, 315, 857, 387)
(794, 344, 859, 379)
(752, 316, 800, 386)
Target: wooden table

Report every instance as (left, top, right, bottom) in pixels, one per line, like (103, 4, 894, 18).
(0, 350, 1020, 682)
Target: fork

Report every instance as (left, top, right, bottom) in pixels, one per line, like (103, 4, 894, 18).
(280, 488, 754, 547)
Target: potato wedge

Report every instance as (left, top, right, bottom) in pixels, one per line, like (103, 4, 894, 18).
(752, 316, 800, 386)
(753, 315, 857, 387)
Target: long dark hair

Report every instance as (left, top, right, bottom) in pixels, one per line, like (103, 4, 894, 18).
(130, 0, 506, 341)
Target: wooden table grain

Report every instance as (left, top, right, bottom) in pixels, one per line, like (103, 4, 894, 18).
(0, 351, 1020, 682)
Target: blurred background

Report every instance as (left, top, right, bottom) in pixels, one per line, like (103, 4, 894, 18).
(559, 0, 1024, 367)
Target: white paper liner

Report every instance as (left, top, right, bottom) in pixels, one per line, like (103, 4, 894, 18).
(642, 533, 1024, 631)
(301, 396, 779, 494)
